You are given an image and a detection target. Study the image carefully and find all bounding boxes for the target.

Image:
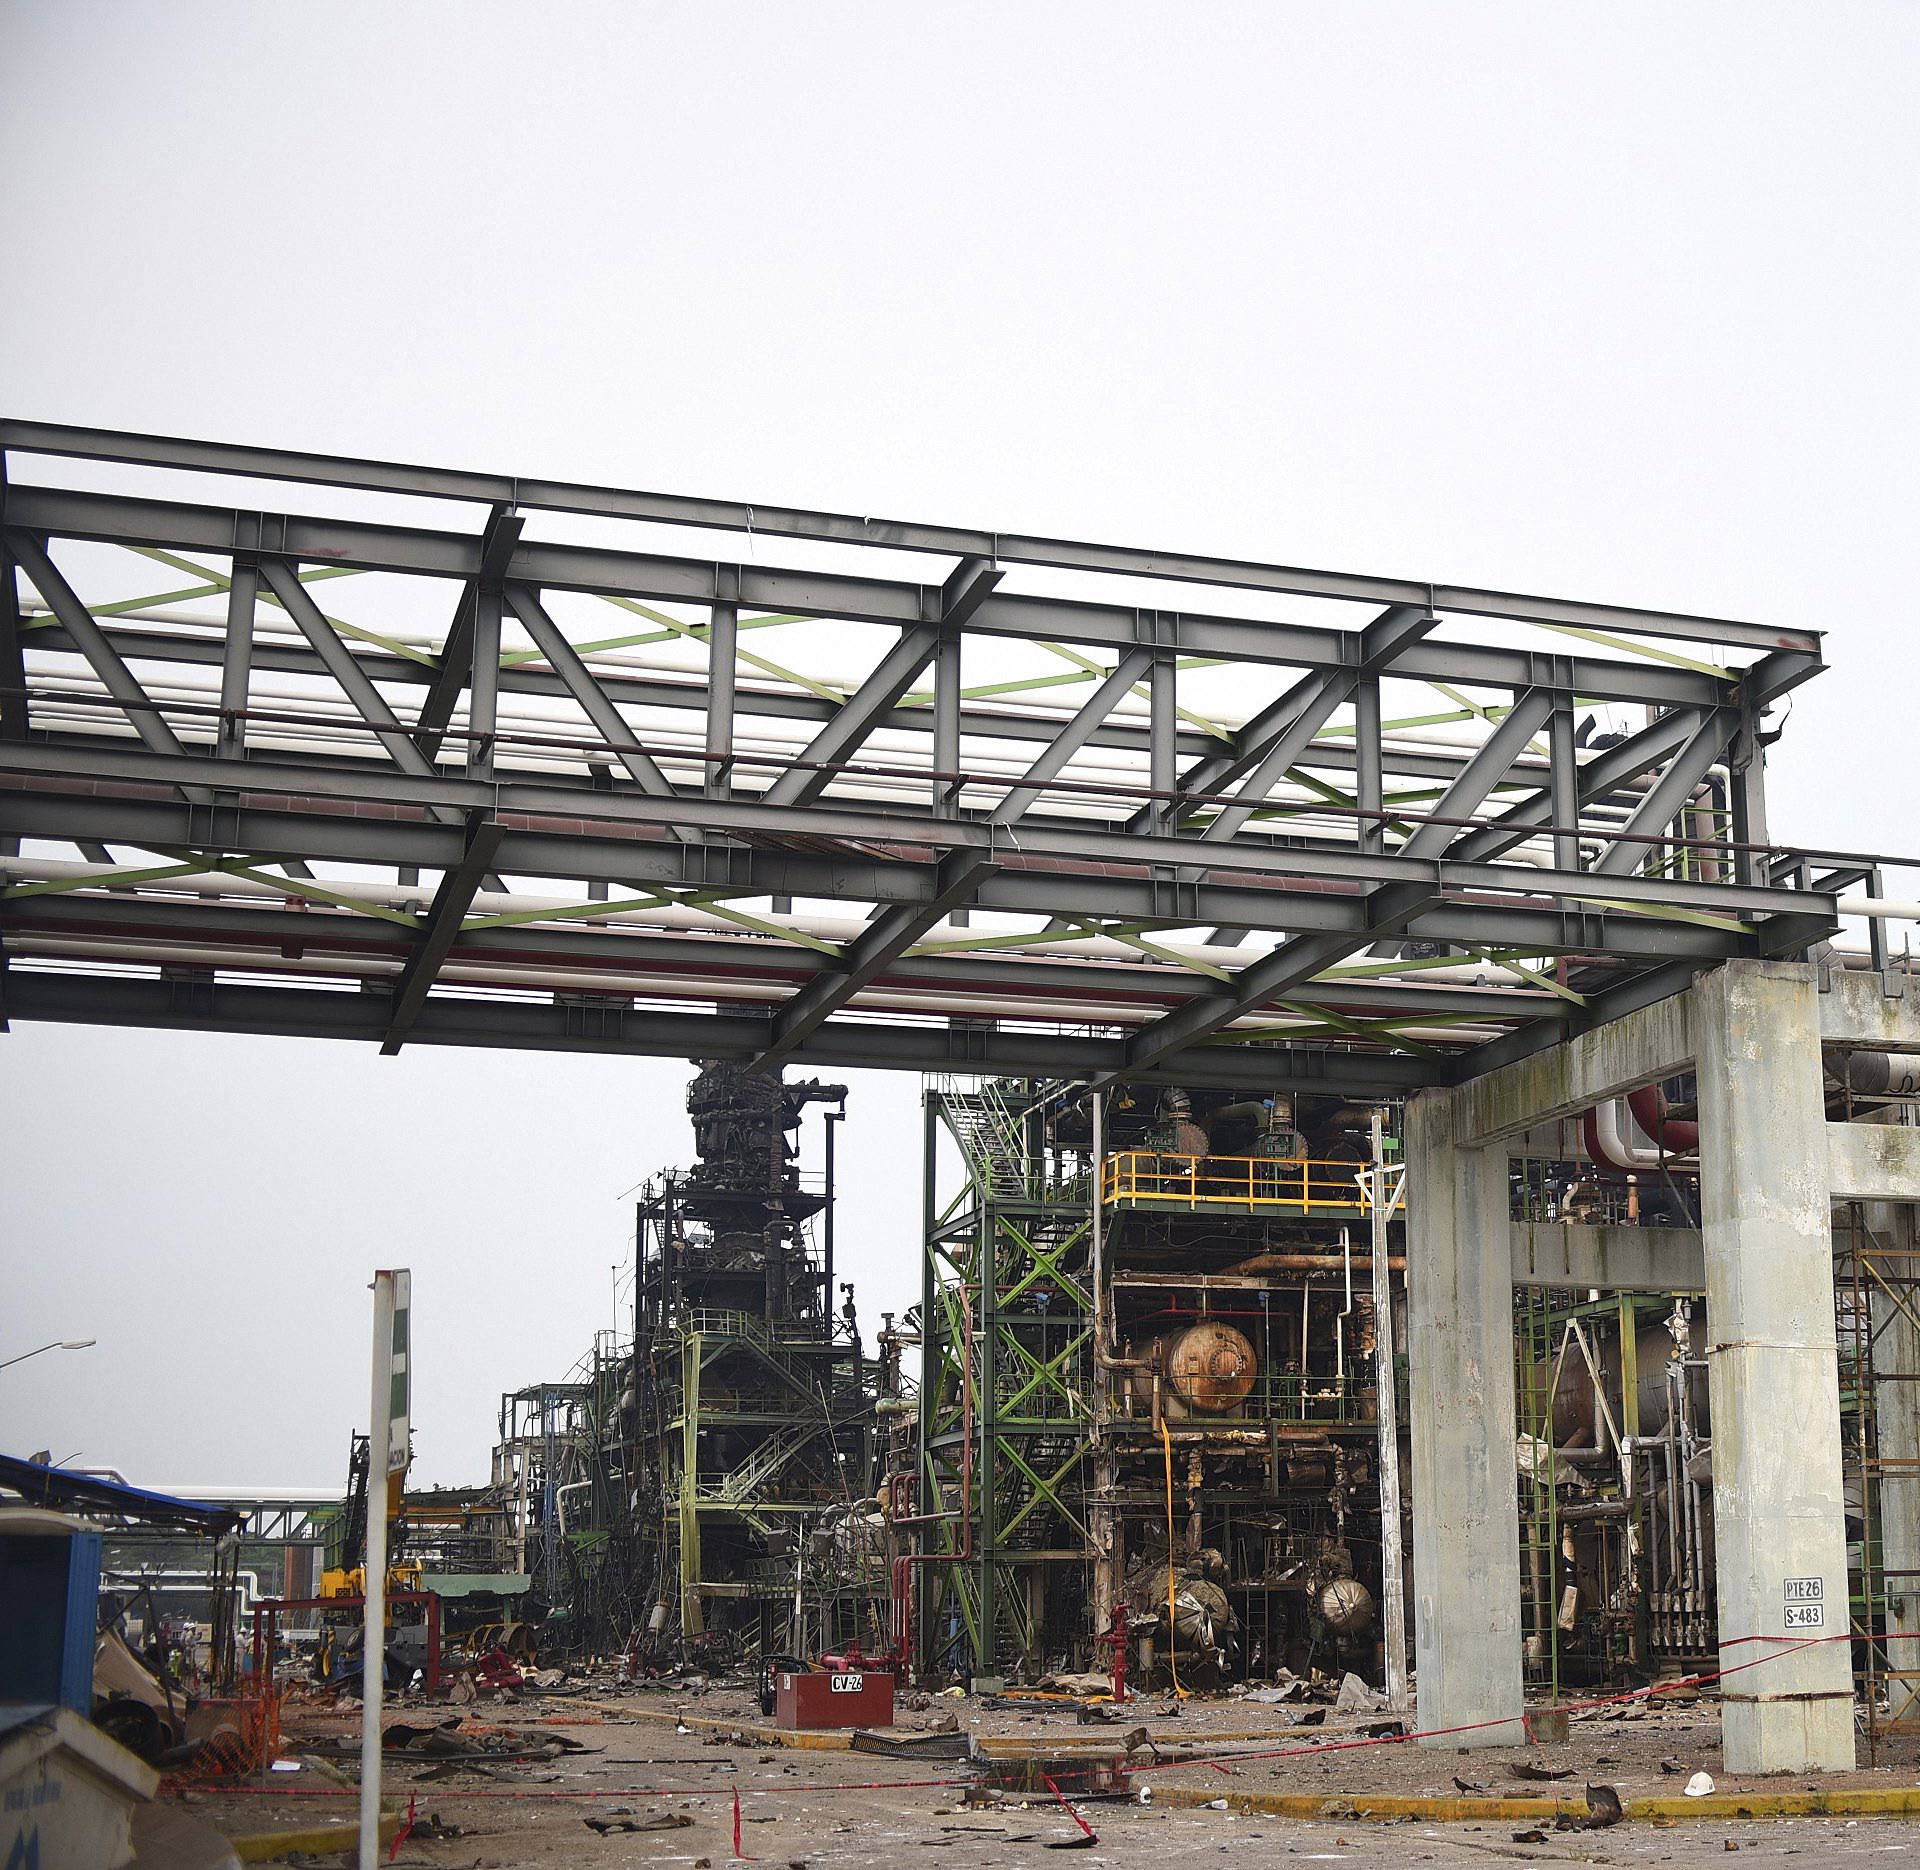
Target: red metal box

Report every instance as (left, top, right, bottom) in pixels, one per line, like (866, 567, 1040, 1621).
(773, 1667, 895, 1729)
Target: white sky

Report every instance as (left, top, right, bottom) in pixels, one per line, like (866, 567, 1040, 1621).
(2, 2, 1916, 1487)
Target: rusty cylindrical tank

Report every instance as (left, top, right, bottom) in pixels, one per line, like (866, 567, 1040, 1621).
(1160, 1321, 1257, 1416)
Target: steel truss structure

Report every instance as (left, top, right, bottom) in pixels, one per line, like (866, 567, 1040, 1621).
(920, 1079, 1096, 1677)
(0, 421, 1845, 1090)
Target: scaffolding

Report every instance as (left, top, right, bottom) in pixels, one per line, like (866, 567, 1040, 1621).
(1835, 1199, 1920, 1758)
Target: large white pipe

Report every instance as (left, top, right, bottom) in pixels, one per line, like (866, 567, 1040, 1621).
(22, 600, 1627, 764)
(0, 857, 1562, 994)
(1839, 897, 1920, 922)
(1593, 1096, 1665, 1170)
(1841, 1053, 1920, 1097)
(8, 936, 1512, 1043)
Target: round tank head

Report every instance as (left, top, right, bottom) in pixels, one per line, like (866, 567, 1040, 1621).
(1163, 1321, 1258, 1412)
(1317, 1575, 1376, 1636)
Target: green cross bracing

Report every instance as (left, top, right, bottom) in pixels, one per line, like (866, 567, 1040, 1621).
(918, 1082, 1095, 1679)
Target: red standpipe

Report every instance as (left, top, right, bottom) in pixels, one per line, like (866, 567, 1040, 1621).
(870, 1284, 975, 1682)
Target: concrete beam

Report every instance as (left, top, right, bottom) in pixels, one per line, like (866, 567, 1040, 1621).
(1454, 987, 1696, 1146)
(1818, 969, 1920, 1049)
(1828, 1122, 1920, 1203)
(1510, 1222, 1704, 1292)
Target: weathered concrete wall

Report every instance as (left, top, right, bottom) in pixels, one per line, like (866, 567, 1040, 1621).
(1828, 1122, 1920, 1203)
(1819, 970, 1920, 1050)
(1509, 1221, 1704, 1292)
(1695, 962, 1855, 1772)
(1407, 1087, 1526, 1747)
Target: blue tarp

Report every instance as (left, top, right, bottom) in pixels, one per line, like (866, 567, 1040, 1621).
(0, 1454, 242, 1536)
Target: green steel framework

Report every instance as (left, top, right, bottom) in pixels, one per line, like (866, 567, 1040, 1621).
(918, 1079, 1095, 1677)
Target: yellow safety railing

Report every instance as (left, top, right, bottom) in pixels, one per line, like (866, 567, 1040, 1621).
(1099, 1150, 1367, 1214)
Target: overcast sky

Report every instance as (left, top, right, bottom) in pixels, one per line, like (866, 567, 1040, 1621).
(2, 2, 1916, 1487)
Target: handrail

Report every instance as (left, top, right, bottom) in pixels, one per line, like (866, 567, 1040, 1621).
(1100, 1150, 1372, 1214)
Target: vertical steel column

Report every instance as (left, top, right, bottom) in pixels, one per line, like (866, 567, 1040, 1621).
(219, 558, 258, 758)
(1355, 677, 1383, 855)
(1729, 707, 1772, 886)
(468, 586, 500, 780)
(1549, 703, 1581, 873)
(935, 632, 964, 922)
(822, 1106, 841, 1329)
(679, 1332, 704, 1636)
(934, 632, 961, 816)
(1089, 1089, 1116, 1636)
(0, 454, 25, 750)
(917, 1093, 941, 1675)
(706, 594, 737, 799)
(975, 1186, 999, 1678)
(1149, 655, 1175, 833)
(1369, 1110, 1408, 1711)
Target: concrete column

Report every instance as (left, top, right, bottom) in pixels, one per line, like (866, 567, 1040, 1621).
(1865, 1202, 1920, 1728)
(1694, 961, 1855, 1771)
(1407, 1086, 1528, 1746)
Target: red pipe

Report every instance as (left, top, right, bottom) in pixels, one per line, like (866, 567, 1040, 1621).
(1626, 1085, 1699, 1153)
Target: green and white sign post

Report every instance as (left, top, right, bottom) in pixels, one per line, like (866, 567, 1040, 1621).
(360, 1269, 411, 1870)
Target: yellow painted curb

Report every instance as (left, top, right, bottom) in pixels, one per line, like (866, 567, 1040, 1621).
(1152, 1784, 1920, 1823)
(231, 1814, 402, 1861)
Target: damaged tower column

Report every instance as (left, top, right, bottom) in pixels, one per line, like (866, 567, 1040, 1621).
(1694, 962, 1855, 1772)
(1406, 1087, 1527, 1747)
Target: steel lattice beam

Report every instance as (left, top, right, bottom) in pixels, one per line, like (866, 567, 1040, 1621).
(0, 423, 1843, 1092)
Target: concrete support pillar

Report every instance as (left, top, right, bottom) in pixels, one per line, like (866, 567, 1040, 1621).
(1407, 1086, 1527, 1746)
(1865, 1202, 1920, 1727)
(1694, 962, 1855, 1771)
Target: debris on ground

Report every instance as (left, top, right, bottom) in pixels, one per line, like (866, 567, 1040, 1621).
(1509, 1757, 1574, 1781)
(584, 1810, 695, 1834)
(1333, 1672, 1386, 1714)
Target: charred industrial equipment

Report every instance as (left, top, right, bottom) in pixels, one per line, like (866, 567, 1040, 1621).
(903, 1077, 1406, 1692)
(489, 1063, 889, 1666)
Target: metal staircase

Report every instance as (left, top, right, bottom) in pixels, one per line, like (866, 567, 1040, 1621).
(940, 1080, 1030, 1198)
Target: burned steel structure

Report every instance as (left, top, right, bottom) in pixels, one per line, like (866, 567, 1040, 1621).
(488, 1062, 887, 1665)
(630, 1063, 883, 1658)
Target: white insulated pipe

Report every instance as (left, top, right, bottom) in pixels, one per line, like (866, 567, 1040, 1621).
(0, 858, 1562, 995)
(5, 936, 1511, 1043)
